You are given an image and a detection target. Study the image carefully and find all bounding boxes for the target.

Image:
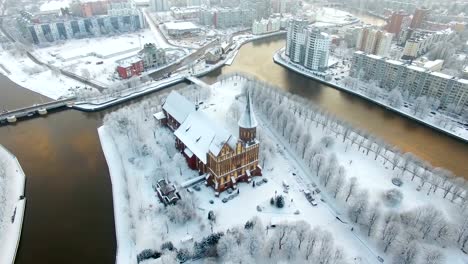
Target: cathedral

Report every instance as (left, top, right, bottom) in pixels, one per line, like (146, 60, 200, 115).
(154, 91, 262, 195)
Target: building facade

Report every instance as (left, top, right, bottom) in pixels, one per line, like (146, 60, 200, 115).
(116, 58, 144, 79)
(199, 7, 255, 28)
(401, 29, 453, 60)
(350, 51, 468, 110)
(155, 91, 262, 194)
(252, 17, 280, 35)
(410, 7, 429, 29)
(385, 11, 408, 35)
(150, 0, 169, 11)
(17, 1, 144, 44)
(356, 27, 393, 57)
(286, 19, 330, 71)
(139, 43, 167, 68)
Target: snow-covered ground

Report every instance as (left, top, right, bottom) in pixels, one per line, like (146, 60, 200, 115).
(31, 30, 186, 87)
(0, 43, 86, 100)
(98, 75, 468, 263)
(274, 49, 468, 142)
(0, 145, 26, 264)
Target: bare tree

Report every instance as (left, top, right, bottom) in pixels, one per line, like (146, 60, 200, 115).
(422, 249, 445, 264)
(393, 241, 419, 264)
(365, 204, 381, 237)
(331, 172, 346, 199)
(348, 190, 369, 224)
(382, 221, 400, 253)
(344, 177, 358, 203)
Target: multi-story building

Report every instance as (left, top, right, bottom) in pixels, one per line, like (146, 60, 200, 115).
(410, 7, 429, 29)
(356, 27, 393, 57)
(199, 7, 255, 28)
(285, 18, 308, 64)
(138, 43, 166, 68)
(252, 17, 280, 35)
(286, 19, 330, 71)
(17, 1, 144, 44)
(155, 91, 262, 194)
(401, 29, 453, 59)
(116, 57, 144, 79)
(385, 11, 409, 35)
(150, 0, 169, 11)
(303, 28, 330, 71)
(350, 51, 468, 110)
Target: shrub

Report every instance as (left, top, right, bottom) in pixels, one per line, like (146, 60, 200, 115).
(177, 248, 191, 262)
(137, 249, 161, 263)
(276, 195, 285, 208)
(270, 197, 275, 205)
(161, 241, 174, 251)
(383, 189, 403, 207)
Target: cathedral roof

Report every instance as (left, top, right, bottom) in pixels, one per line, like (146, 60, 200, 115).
(162, 91, 196, 124)
(238, 92, 258, 129)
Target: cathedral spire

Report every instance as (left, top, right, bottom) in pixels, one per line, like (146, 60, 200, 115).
(238, 92, 258, 129)
(238, 92, 257, 143)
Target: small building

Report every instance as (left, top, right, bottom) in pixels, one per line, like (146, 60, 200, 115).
(155, 178, 181, 205)
(164, 21, 200, 37)
(139, 43, 167, 69)
(116, 58, 144, 79)
(155, 91, 262, 194)
(205, 46, 223, 64)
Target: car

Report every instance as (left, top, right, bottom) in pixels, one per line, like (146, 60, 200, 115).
(256, 180, 264, 186)
(282, 180, 289, 189)
(283, 189, 289, 193)
(262, 178, 268, 183)
(311, 201, 318, 206)
(96, 61, 103, 65)
(222, 198, 228, 203)
(227, 188, 233, 194)
(315, 188, 321, 194)
(193, 185, 201, 191)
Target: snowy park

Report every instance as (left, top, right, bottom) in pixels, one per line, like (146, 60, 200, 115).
(98, 73, 468, 264)
(0, 145, 26, 264)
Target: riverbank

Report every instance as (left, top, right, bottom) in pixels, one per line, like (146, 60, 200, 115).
(0, 144, 26, 264)
(273, 50, 468, 144)
(73, 31, 286, 112)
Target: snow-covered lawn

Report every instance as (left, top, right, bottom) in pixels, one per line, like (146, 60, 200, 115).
(98, 74, 468, 263)
(0, 44, 85, 100)
(31, 30, 187, 86)
(0, 145, 26, 264)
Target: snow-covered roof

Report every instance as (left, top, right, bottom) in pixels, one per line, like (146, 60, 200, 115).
(162, 91, 196, 124)
(164, 21, 199, 31)
(153, 111, 166, 120)
(367, 54, 382, 60)
(386, 59, 404, 66)
(174, 110, 236, 164)
(458, 78, 468, 84)
(238, 92, 258, 129)
(430, 71, 452, 79)
(407, 65, 426, 72)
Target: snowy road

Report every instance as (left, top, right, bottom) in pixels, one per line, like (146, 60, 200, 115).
(256, 112, 381, 264)
(142, 8, 173, 49)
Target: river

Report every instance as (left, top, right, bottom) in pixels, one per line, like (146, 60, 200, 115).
(0, 12, 467, 264)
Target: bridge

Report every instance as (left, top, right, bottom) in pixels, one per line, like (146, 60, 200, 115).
(186, 76, 211, 90)
(0, 97, 76, 124)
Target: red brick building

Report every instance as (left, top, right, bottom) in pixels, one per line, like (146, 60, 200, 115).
(155, 91, 262, 195)
(386, 11, 408, 35)
(116, 58, 144, 79)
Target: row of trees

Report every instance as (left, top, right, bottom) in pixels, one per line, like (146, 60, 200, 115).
(103, 84, 212, 257)
(0, 158, 6, 232)
(217, 73, 468, 261)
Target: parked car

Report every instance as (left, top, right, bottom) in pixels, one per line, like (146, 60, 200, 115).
(222, 198, 228, 203)
(311, 201, 318, 206)
(96, 61, 103, 65)
(262, 178, 268, 183)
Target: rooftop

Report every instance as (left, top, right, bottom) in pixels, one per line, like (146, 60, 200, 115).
(164, 21, 199, 31)
(162, 91, 196, 124)
(238, 93, 258, 129)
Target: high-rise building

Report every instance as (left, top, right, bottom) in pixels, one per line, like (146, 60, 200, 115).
(150, 0, 169, 11)
(286, 19, 330, 71)
(356, 27, 393, 57)
(386, 11, 408, 35)
(304, 28, 330, 71)
(286, 18, 309, 63)
(186, 0, 201, 6)
(410, 7, 429, 29)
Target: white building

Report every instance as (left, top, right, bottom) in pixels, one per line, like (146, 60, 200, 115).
(286, 19, 330, 71)
(356, 27, 393, 57)
(252, 17, 281, 35)
(304, 29, 330, 71)
(402, 28, 453, 59)
(286, 18, 309, 64)
(150, 0, 169, 11)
